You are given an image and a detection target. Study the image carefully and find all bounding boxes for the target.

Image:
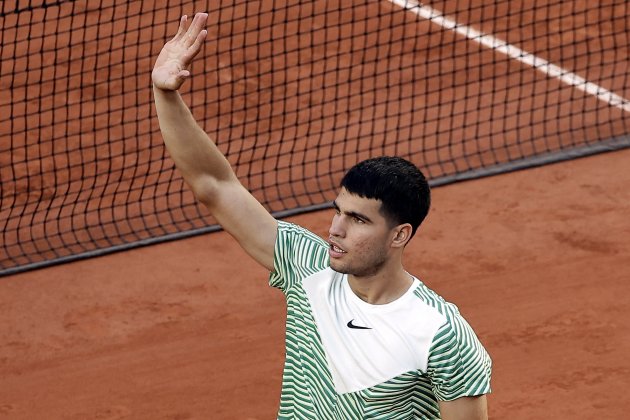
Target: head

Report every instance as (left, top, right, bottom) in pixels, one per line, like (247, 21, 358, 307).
(341, 156, 431, 238)
(328, 156, 431, 276)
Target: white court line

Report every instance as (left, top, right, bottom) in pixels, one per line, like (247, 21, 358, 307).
(389, 0, 630, 113)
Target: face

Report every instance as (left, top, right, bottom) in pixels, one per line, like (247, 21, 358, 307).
(328, 188, 398, 277)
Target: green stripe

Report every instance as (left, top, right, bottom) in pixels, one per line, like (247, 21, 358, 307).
(271, 221, 491, 418)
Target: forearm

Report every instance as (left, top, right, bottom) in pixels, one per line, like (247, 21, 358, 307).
(153, 86, 237, 195)
(150, 13, 278, 270)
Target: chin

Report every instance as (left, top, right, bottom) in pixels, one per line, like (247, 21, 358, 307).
(329, 260, 350, 274)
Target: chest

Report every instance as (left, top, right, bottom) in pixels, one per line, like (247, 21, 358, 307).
(300, 270, 446, 394)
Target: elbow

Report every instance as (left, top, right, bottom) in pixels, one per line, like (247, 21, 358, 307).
(189, 175, 221, 207)
(189, 174, 238, 210)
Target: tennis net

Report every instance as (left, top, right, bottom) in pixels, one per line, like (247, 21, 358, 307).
(2, 0, 629, 276)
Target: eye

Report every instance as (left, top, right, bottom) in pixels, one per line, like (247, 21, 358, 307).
(353, 216, 365, 224)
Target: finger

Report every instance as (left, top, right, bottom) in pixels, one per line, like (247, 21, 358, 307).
(191, 12, 208, 32)
(183, 13, 208, 45)
(188, 29, 207, 58)
(180, 30, 207, 66)
(159, 69, 191, 90)
(170, 70, 191, 90)
(172, 15, 188, 42)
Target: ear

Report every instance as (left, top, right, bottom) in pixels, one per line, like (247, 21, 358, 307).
(391, 224, 413, 248)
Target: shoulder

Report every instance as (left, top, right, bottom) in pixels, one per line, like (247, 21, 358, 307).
(275, 221, 329, 256)
(411, 280, 486, 360)
(270, 221, 330, 291)
(411, 279, 461, 320)
(277, 220, 328, 247)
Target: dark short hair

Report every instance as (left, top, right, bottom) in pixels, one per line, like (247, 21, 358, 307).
(340, 156, 430, 238)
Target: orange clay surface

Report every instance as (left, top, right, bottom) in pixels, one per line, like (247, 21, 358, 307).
(1, 148, 629, 419)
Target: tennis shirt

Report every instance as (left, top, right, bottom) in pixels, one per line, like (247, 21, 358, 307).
(269, 221, 492, 419)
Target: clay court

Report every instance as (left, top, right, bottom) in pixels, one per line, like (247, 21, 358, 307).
(1, 1, 630, 419)
(2, 149, 630, 419)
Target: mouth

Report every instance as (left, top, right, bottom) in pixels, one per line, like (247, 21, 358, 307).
(329, 241, 347, 258)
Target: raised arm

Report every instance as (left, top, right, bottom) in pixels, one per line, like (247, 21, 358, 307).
(152, 13, 277, 271)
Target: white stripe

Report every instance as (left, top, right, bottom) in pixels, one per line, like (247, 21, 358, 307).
(389, 0, 630, 113)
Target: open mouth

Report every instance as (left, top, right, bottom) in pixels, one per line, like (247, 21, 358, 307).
(329, 241, 347, 257)
(330, 244, 346, 253)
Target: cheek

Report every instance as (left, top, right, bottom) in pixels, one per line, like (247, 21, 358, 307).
(353, 234, 388, 259)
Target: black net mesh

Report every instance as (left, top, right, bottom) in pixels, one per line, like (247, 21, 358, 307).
(1, 0, 629, 275)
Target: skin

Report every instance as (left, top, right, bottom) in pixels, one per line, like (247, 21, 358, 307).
(152, 13, 277, 270)
(329, 187, 413, 304)
(152, 13, 488, 419)
(439, 395, 488, 420)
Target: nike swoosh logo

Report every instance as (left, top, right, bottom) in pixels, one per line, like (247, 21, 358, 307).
(347, 319, 372, 330)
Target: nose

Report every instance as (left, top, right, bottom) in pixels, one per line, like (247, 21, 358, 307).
(328, 213, 345, 238)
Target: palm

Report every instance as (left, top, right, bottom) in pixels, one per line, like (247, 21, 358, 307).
(152, 13, 208, 90)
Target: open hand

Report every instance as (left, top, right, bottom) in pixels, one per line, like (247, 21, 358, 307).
(152, 13, 208, 91)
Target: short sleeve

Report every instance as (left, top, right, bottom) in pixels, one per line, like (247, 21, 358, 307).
(426, 313, 492, 401)
(269, 221, 329, 293)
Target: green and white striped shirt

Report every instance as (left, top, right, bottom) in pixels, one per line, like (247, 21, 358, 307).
(269, 221, 491, 419)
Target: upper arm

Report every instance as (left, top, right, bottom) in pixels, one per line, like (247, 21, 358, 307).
(427, 314, 492, 402)
(196, 176, 278, 271)
(439, 395, 488, 420)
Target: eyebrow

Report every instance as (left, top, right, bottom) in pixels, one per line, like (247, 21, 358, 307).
(332, 200, 373, 223)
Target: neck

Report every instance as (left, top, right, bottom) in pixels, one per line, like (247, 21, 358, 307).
(347, 264, 413, 305)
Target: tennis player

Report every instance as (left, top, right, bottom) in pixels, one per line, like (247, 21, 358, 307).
(152, 13, 492, 419)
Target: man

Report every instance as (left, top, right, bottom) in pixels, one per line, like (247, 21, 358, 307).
(152, 13, 491, 419)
